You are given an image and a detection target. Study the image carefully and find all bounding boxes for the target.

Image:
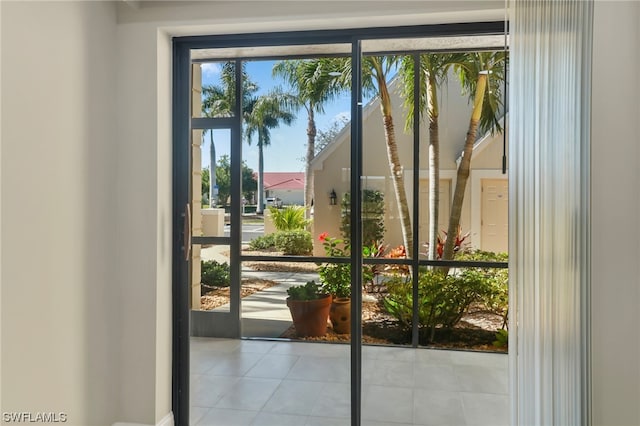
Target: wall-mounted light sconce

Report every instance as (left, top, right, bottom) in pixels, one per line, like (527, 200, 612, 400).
(329, 189, 337, 206)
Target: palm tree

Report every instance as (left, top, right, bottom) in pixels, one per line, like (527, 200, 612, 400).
(244, 92, 296, 214)
(272, 58, 346, 216)
(201, 84, 229, 207)
(399, 54, 454, 260)
(335, 55, 414, 254)
(441, 51, 506, 261)
(363, 56, 414, 256)
(201, 62, 257, 207)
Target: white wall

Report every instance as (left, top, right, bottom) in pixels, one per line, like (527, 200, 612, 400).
(1, 3, 175, 424)
(116, 1, 504, 31)
(268, 189, 303, 206)
(114, 21, 173, 425)
(155, 28, 174, 426)
(591, 2, 640, 425)
(0, 0, 4, 415)
(1, 1, 120, 425)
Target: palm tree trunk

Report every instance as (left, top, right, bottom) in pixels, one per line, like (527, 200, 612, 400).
(382, 114, 413, 257)
(209, 130, 217, 207)
(304, 107, 316, 218)
(427, 75, 440, 260)
(256, 143, 265, 214)
(378, 76, 413, 256)
(442, 73, 488, 261)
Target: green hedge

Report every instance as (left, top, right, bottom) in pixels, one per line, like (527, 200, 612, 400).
(274, 230, 313, 255)
(383, 250, 508, 342)
(201, 260, 230, 287)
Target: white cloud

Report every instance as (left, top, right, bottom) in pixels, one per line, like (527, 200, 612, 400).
(201, 62, 221, 77)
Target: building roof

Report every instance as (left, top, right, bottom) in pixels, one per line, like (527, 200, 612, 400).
(262, 172, 305, 190)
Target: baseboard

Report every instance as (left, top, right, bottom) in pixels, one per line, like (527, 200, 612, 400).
(113, 412, 174, 426)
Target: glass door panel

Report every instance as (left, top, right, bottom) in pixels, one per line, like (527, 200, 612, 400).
(357, 37, 510, 424)
(187, 45, 354, 422)
(235, 54, 352, 343)
(193, 129, 232, 314)
(190, 127, 239, 336)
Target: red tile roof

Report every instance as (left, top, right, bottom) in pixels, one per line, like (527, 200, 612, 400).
(262, 172, 305, 190)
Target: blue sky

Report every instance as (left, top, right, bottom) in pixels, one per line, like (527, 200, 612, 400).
(200, 60, 352, 173)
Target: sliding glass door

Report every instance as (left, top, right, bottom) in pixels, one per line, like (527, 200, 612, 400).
(173, 23, 508, 426)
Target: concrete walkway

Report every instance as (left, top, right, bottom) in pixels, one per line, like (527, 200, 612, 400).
(240, 271, 320, 338)
(201, 245, 320, 338)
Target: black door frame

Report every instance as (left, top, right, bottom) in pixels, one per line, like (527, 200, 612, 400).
(189, 62, 243, 338)
(172, 21, 507, 426)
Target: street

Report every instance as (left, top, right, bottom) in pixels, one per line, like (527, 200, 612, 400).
(224, 223, 264, 244)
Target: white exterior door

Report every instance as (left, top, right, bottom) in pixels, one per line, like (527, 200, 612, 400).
(481, 179, 508, 253)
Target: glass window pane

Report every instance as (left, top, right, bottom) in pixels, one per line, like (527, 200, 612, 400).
(362, 262, 412, 347)
(196, 245, 231, 313)
(417, 264, 508, 350)
(194, 129, 232, 237)
(191, 61, 237, 118)
(237, 56, 351, 259)
(361, 53, 414, 258)
(411, 50, 508, 259)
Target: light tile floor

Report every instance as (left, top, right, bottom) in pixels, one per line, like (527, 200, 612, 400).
(190, 338, 509, 426)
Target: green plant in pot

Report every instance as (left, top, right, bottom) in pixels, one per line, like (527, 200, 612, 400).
(286, 280, 332, 337)
(317, 233, 352, 334)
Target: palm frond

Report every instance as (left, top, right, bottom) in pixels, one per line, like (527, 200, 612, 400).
(452, 51, 506, 135)
(272, 58, 349, 114)
(398, 53, 456, 132)
(244, 90, 296, 148)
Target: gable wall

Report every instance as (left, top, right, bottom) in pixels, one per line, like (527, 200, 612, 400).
(313, 73, 505, 252)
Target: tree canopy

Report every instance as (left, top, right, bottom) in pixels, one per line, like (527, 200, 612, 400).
(208, 155, 257, 207)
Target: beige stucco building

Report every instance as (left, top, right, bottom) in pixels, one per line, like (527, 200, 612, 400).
(312, 77, 508, 256)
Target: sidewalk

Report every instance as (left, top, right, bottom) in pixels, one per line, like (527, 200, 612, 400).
(240, 271, 320, 337)
(201, 245, 320, 337)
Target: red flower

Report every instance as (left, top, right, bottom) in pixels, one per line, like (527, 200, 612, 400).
(318, 232, 329, 242)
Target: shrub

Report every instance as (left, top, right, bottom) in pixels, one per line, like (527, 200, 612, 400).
(493, 329, 508, 348)
(340, 190, 385, 246)
(383, 254, 507, 342)
(249, 233, 277, 250)
(274, 230, 313, 255)
(201, 260, 230, 287)
(455, 250, 509, 327)
(269, 205, 310, 231)
(384, 270, 470, 336)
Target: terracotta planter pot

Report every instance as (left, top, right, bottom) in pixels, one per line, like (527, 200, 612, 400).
(286, 294, 332, 337)
(330, 297, 351, 334)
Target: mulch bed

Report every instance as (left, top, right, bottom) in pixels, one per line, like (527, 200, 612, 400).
(209, 248, 508, 352)
(279, 298, 507, 352)
(229, 248, 319, 272)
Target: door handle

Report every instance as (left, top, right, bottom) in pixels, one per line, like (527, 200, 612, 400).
(183, 203, 191, 261)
